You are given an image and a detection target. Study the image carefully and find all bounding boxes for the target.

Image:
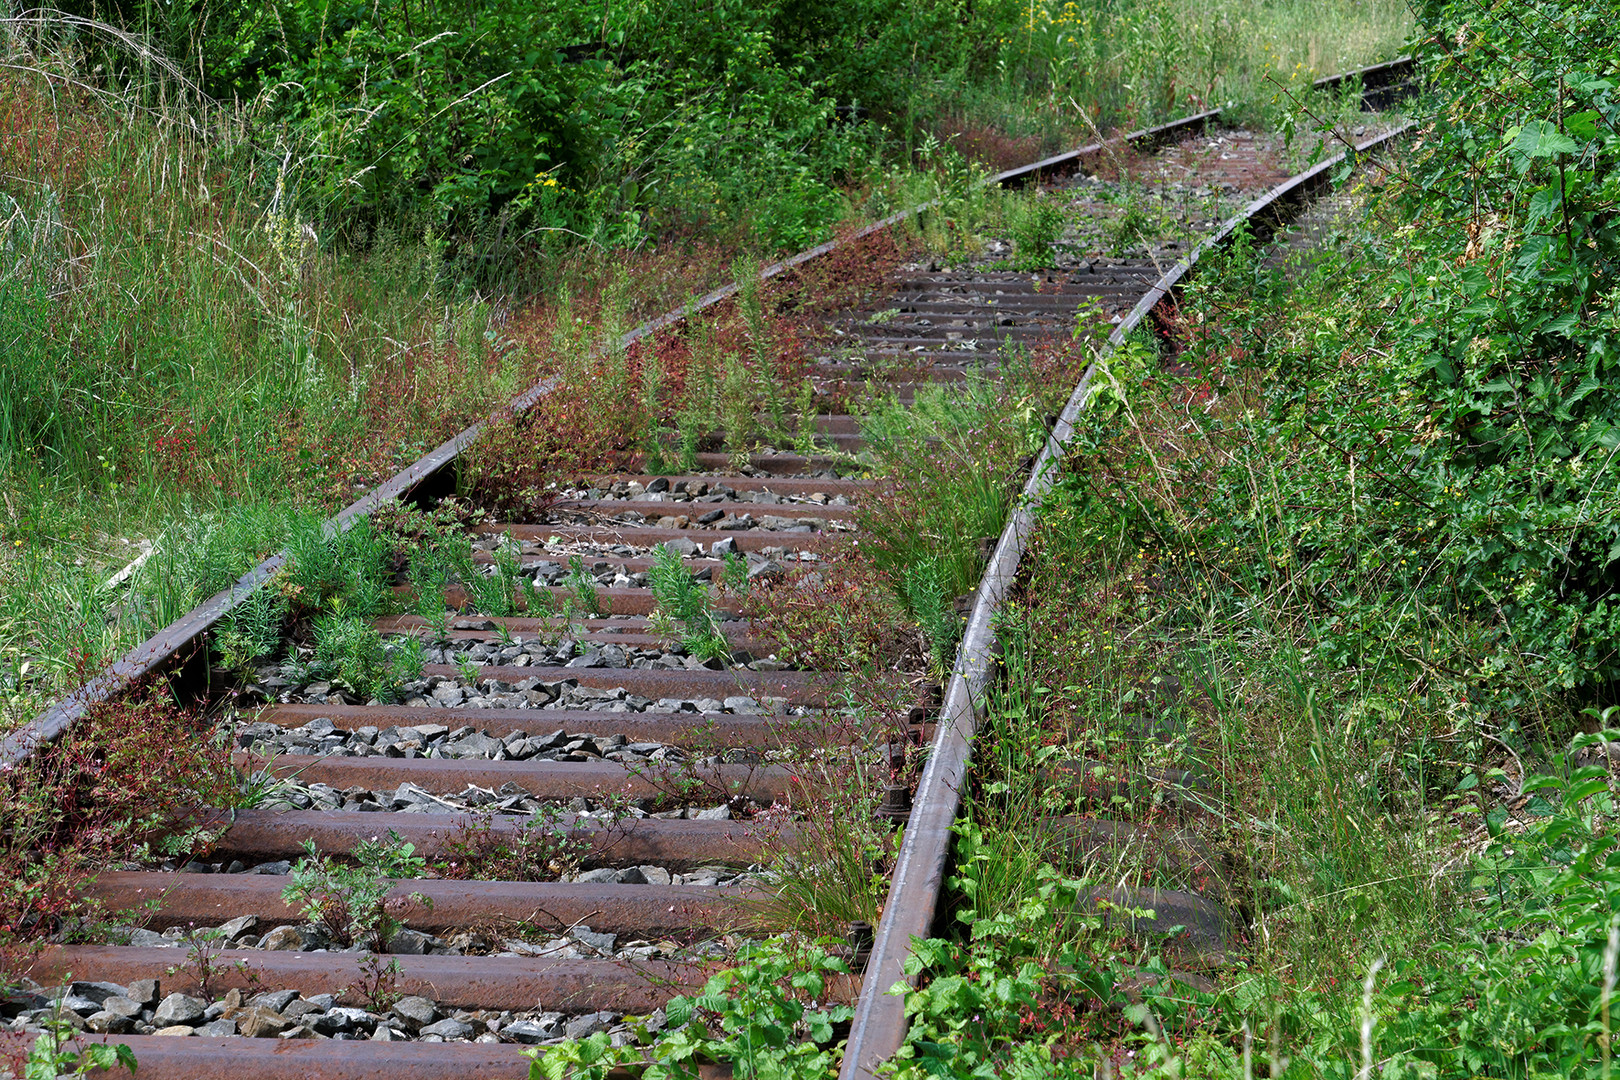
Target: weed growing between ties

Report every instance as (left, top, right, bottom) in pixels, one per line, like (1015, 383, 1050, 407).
(434, 806, 621, 883)
(283, 833, 432, 951)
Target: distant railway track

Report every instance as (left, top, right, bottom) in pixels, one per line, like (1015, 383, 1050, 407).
(3, 58, 1416, 1080)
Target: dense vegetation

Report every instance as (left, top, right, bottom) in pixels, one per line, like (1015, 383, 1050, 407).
(870, 1, 1620, 1077)
(0, 0, 1408, 728)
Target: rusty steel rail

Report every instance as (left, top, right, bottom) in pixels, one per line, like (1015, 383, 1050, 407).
(838, 121, 1418, 1079)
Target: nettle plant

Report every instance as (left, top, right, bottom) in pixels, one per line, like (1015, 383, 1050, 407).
(528, 939, 852, 1080)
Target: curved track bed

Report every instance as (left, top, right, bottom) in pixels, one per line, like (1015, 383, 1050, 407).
(2, 59, 1416, 1080)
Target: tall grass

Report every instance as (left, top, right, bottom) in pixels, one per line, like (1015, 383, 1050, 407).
(916, 0, 1412, 164)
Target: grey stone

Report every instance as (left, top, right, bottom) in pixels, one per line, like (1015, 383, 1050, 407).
(572, 867, 622, 884)
(85, 1010, 136, 1034)
(571, 929, 617, 954)
(153, 993, 207, 1027)
(304, 994, 336, 1011)
(152, 1025, 195, 1036)
(248, 990, 301, 1013)
(128, 928, 174, 948)
(419, 1017, 474, 1040)
(636, 866, 672, 886)
(98, 995, 143, 1019)
(259, 925, 304, 951)
(450, 732, 502, 758)
(281, 999, 324, 1023)
(60, 994, 104, 1019)
(70, 981, 129, 1005)
(232, 1006, 292, 1038)
(709, 537, 737, 554)
(564, 1011, 615, 1040)
(126, 979, 160, 1008)
(217, 914, 260, 942)
(370, 1021, 401, 1041)
(310, 1011, 352, 1035)
(500, 1021, 553, 1044)
(747, 559, 784, 582)
(197, 1019, 238, 1037)
(695, 804, 732, 820)
(250, 860, 292, 875)
(387, 929, 434, 955)
(390, 995, 440, 1031)
(322, 1007, 373, 1033)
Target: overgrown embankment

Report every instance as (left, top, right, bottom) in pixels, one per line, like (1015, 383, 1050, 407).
(889, 2, 1620, 1077)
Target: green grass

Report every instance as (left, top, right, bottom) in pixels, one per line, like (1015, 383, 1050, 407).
(0, 0, 1410, 742)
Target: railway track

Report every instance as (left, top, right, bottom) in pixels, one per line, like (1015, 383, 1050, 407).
(1, 59, 1416, 1079)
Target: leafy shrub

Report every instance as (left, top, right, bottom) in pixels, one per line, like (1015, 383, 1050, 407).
(282, 515, 396, 620)
(1378, 0, 1620, 693)
(306, 614, 424, 702)
(1006, 195, 1066, 270)
(526, 939, 852, 1080)
(215, 585, 289, 675)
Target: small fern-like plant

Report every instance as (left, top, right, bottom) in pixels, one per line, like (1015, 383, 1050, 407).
(648, 546, 730, 662)
(903, 556, 960, 678)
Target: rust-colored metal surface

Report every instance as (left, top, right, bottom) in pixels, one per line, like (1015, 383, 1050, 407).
(239, 752, 794, 803)
(253, 703, 790, 744)
(544, 499, 857, 525)
(84, 873, 752, 937)
(482, 523, 853, 553)
(564, 473, 873, 497)
(30, 947, 700, 1013)
(415, 663, 835, 707)
(207, 809, 780, 869)
(55, 1036, 541, 1080)
(372, 622, 777, 654)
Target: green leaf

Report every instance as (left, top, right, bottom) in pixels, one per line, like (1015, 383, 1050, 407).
(1566, 777, 1611, 803)
(1510, 120, 1580, 160)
